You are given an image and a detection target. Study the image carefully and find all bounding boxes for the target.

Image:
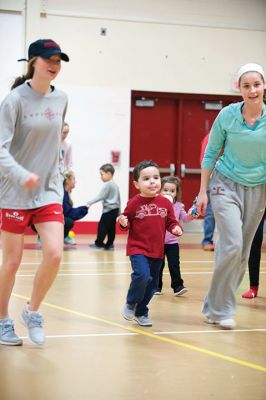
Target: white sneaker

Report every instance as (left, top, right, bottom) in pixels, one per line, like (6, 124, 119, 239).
(21, 303, 45, 345)
(0, 317, 22, 346)
(122, 303, 136, 321)
(219, 319, 236, 330)
(134, 315, 152, 327)
(206, 317, 236, 330)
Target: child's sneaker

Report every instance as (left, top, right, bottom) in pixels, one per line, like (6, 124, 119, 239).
(134, 315, 152, 327)
(122, 303, 136, 321)
(0, 317, 22, 346)
(21, 303, 45, 345)
(104, 245, 114, 251)
(64, 236, 76, 245)
(174, 285, 188, 296)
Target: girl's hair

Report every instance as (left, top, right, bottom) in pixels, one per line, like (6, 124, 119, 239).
(161, 176, 181, 203)
(11, 57, 36, 90)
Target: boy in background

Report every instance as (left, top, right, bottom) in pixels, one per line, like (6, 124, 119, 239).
(87, 163, 121, 250)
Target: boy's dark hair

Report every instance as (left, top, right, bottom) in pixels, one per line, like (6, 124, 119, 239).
(161, 175, 182, 202)
(100, 163, 115, 175)
(133, 160, 159, 181)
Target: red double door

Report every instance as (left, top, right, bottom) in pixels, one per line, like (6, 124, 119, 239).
(129, 91, 239, 209)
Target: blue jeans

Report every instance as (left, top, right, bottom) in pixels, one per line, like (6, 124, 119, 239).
(127, 255, 162, 317)
(202, 202, 215, 246)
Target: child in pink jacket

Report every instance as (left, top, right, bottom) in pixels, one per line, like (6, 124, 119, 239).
(156, 176, 193, 296)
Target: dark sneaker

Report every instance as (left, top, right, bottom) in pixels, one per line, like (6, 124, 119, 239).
(122, 303, 136, 321)
(174, 286, 188, 296)
(134, 315, 152, 327)
(104, 245, 114, 251)
(21, 303, 45, 345)
(0, 317, 22, 346)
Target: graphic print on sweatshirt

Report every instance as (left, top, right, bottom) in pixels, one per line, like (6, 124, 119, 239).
(135, 203, 167, 219)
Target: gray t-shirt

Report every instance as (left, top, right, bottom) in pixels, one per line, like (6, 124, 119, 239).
(88, 180, 121, 213)
(0, 82, 68, 209)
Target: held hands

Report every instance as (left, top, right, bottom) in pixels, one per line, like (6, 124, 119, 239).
(22, 173, 40, 190)
(172, 225, 183, 236)
(118, 214, 128, 228)
(196, 192, 208, 216)
(187, 207, 199, 219)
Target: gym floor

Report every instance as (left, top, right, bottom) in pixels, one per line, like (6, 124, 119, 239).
(0, 233, 265, 400)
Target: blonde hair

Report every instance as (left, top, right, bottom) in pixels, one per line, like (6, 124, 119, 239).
(63, 170, 75, 185)
(11, 57, 37, 90)
(63, 170, 75, 205)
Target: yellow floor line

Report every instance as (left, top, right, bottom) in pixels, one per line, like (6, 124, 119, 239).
(13, 292, 266, 373)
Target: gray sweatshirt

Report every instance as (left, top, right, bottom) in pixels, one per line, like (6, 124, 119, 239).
(88, 180, 121, 213)
(0, 82, 68, 209)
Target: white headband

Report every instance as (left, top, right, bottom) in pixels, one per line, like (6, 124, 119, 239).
(237, 63, 264, 83)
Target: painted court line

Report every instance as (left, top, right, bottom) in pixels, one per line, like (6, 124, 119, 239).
(19, 328, 266, 340)
(18, 260, 266, 265)
(12, 293, 266, 373)
(16, 271, 266, 277)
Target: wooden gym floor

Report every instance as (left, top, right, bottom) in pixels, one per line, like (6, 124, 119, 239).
(0, 233, 265, 400)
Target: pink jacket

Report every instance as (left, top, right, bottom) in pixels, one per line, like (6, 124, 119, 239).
(165, 201, 192, 244)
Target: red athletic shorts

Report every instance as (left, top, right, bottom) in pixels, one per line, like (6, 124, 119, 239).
(0, 203, 64, 234)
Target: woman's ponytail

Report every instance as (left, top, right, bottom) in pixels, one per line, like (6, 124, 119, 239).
(11, 58, 36, 90)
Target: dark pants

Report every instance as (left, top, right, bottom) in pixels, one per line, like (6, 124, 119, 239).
(127, 254, 162, 317)
(95, 208, 119, 249)
(64, 217, 74, 238)
(32, 216, 74, 239)
(248, 209, 265, 286)
(158, 243, 183, 291)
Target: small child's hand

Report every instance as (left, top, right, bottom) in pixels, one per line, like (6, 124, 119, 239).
(118, 214, 128, 228)
(163, 194, 173, 203)
(172, 225, 183, 236)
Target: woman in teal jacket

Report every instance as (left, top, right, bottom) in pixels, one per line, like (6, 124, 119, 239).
(196, 63, 266, 329)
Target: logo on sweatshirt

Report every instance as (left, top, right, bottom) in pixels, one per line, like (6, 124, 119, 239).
(44, 107, 55, 120)
(135, 204, 167, 219)
(5, 211, 24, 222)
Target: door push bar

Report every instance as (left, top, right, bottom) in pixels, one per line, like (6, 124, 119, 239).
(180, 163, 201, 178)
(129, 163, 175, 176)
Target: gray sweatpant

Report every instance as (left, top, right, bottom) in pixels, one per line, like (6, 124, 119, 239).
(202, 170, 266, 321)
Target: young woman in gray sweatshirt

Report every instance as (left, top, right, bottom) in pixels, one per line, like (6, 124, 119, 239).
(0, 39, 69, 346)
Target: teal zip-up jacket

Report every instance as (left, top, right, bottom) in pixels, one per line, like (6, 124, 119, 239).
(202, 102, 266, 186)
